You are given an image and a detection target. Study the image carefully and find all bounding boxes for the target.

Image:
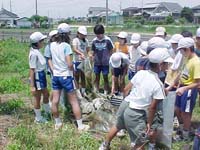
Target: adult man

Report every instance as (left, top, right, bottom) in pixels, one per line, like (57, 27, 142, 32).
(175, 37, 200, 140)
(99, 48, 173, 150)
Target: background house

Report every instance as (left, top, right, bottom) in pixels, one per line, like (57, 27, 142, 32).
(149, 2, 182, 21)
(0, 8, 19, 27)
(192, 5, 200, 24)
(87, 7, 123, 25)
(122, 7, 140, 17)
(16, 17, 32, 28)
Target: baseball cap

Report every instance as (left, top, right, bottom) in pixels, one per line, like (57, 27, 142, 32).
(168, 34, 183, 44)
(57, 23, 70, 33)
(130, 33, 141, 44)
(196, 28, 200, 37)
(177, 37, 195, 50)
(155, 26, 166, 36)
(30, 32, 47, 43)
(110, 52, 122, 68)
(49, 30, 58, 38)
(117, 31, 128, 39)
(148, 48, 174, 63)
(138, 41, 148, 56)
(148, 37, 167, 49)
(78, 26, 87, 35)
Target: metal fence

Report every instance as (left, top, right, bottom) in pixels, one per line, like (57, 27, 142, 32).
(0, 31, 153, 43)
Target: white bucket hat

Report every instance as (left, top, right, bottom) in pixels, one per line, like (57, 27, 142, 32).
(30, 32, 47, 43)
(155, 26, 166, 36)
(177, 37, 195, 50)
(110, 53, 122, 68)
(148, 48, 174, 63)
(168, 34, 183, 44)
(196, 27, 200, 37)
(138, 41, 148, 56)
(57, 23, 70, 33)
(148, 37, 168, 49)
(130, 33, 141, 44)
(78, 26, 87, 35)
(49, 30, 58, 38)
(117, 31, 128, 39)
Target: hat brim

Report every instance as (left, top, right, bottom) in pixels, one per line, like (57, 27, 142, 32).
(130, 40, 139, 44)
(155, 32, 165, 36)
(40, 35, 47, 40)
(110, 59, 121, 68)
(168, 39, 178, 44)
(138, 47, 147, 56)
(164, 57, 174, 63)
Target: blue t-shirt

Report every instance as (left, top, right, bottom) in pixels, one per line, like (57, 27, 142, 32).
(92, 36, 113, 66)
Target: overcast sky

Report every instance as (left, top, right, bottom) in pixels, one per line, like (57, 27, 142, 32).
(0, 0, 199, 18)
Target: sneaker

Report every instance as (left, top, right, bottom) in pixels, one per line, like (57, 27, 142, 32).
(82, 92, 87, 97)
(116, 129, 126, 137)
(55, 122, 63, 130)
(78, 124, 90, 132)
(99, 142, 110, 150)
(34, 117, 48, 124)
(173, 117, 179, 129)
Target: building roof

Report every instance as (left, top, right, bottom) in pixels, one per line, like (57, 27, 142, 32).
(88, 7, 110, 12)
(122, 7, 139, 11)
(159, 2, 182, 13)
(0, 8, 18, 18)
(192, 5, 200, 10)
(143, 3, 159, 9)
(16, 17, 31, 21)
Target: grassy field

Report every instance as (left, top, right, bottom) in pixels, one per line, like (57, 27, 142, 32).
(0, 39, 199, 150)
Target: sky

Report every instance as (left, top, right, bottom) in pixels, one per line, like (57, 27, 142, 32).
(0, 0, 199, 18)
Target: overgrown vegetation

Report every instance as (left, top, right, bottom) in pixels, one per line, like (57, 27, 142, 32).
(0, 99, 24, 114)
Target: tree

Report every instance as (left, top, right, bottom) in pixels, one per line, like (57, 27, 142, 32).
(29, 15, 49, 28)
(165, 15, 174, 24)
(181, 7, 194, 23)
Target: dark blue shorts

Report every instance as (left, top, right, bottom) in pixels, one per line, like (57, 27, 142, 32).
(113, 67, 125, 77)
(94, 65, 109, 75)
(34, 70, 47, 90)
(128, 70, 135, 80)
(175, 87, 198, 113)
(73, 61, 82, 72)
(52, 76, 76, 93)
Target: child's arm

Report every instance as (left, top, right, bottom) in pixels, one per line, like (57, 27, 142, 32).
(48, 58, 54, 74)
(65, 55, 73, 71)
(29, 68, 36, 92)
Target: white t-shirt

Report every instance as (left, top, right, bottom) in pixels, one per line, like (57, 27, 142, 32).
(128, 45, 140, 72)
(29, 48, 46, 72)
(72, 37, 89, 62)
(50, 42, 73, 76)
(125, 70, 166, 111)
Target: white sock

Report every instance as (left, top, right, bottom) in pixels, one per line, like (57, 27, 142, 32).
(49, 101, 52, 108)
(77, 118, 83, 128)
(55, 117, 62, 124)
(104, 90, 108, 95)
(81, 88, 86, 93)
(34, 109, 42, 120)
(182, 130, 189, 139)
(43, 103, 51, 113)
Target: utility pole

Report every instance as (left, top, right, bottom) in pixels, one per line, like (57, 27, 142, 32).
(35, 0, 38, 15)
(10, 0, 12, 12)
(106, 0, 108, 27)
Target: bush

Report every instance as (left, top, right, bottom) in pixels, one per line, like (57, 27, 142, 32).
(0, 99, 25, 114)
(0, 77, 24, 94)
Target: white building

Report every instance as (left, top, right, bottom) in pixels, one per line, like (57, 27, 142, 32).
(0, 8, 19, 27)
(16, 17, 32, 28)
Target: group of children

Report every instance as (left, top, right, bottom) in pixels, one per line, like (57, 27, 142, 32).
(28, 23, 200, 149)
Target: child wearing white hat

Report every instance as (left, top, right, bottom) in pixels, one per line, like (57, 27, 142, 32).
(29, 32, 50, 123)
(72, 26, 90, 98)
(48, 23, 90, 131)
(128, 33, 141, 80)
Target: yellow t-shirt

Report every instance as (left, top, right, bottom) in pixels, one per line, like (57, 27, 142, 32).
(180, 55, 200, 85)
(113, 42, 129, 54)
